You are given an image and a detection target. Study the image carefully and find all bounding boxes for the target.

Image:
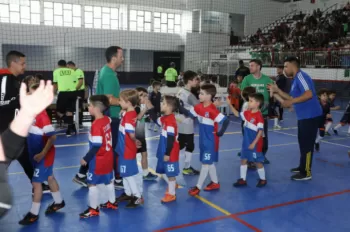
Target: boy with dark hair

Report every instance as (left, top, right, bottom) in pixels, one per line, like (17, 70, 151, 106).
(226, 93, 267, 187)
(79, 95, 117, 218)
(177, 71, 200, 175)
(19, 83, 65, 225)
(116, 89, 144, 208)
(315, 89, 332, 151)
(182, 84, 230, 196)
(149, 81, 161, 132)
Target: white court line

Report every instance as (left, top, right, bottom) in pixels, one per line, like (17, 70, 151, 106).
(273, 130, 350, 149)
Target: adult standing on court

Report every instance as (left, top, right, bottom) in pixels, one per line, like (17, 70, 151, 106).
(165, 62, 178, 87)
(73, 46, 124, 189)
(156, 64, 163, 82)
(67, 61, 85, 125)
(240, 59, 273, 164)
(235, 60, 250, 78)
(53, 60, 77, 136)
(275, 65, 287, 121)
(268, 56, 322, 181)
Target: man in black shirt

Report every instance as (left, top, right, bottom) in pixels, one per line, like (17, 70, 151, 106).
(275, 65, 287, 121)
(235, 60, 250, 79)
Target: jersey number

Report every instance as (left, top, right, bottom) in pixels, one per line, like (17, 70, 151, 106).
(87, 172, 93, 181)
(105, 132, 112, 151)
(167, 164, 174, 172)
(120, 165, 126, 173)
(204, 153, 211, 160)
(33, 169, 39, 177)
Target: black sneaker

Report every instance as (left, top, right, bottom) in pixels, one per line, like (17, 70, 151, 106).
(79, 207, 100, 218)
(143, 172, 158, 181)
(189, 166, 200, 175)
(42, 183, 50, 194)
(66, 124, 77, 137)
(315, 143, 320, 152)
(233, 178, 247, 187)
(73, 174, 88, 187)
(333, 128, 338, 135)
(125, 196, 144, 208)
(237, 152, 241, 157)
(116, 192, 134, 203)
(291, 173, 312, 181)
(18, 212, 38, 225)
(263, 158, 270, 164)
(45, 200, 65, 215)
(114, 179, 124, 190)
(256, 179, 267, 188)
(290, 167, 300, 173)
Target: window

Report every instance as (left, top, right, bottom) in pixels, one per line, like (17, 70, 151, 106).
(154, 12, 181, 34)
(129, 10, 151, 32)
(85, 6, 118, 29)
(0, 0, 40, 24)
(44, 2, 81, 27)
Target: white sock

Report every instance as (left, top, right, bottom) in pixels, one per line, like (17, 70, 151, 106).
(97, 184, 107, 204)
(162, 174, 169, 184)
(257, 167, 266, 180)
(142, 169, 149, 177)
(106, 183, 116, 203)
(88, 186, 99, 209)
(168, 180, 176, 196)
(240, 164, 248, 181)
(334, 124, 342, 130)
(125, 176, 142, 198)
(30, 202, 40, 215)
(51, 191, 63, 204)
(315, 134, 323, 143)
(347, 126, 350, 134)
(208, 164, 218, 183)
(184, 151, 192, 169)
(77, 173, 85, 178)
(325, 122, 332, 132)
(123, 177, 132, 196)
(274, 118, 279, 127)
(196, 165, 209, 189)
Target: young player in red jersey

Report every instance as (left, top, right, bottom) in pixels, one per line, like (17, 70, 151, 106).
(19, 83, 65, 225)
(115, 89, 144, 208)
(226, 93, 267, 187)
(181, 84, 230, 196)
(79, 95, 117, 218)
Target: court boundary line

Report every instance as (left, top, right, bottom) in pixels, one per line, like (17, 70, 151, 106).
(154, 189, 350, 232)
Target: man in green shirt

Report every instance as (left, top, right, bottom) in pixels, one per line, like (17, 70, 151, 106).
(67, 61, 85, 125)
(240, 59, 273, 164)
(156, 64, 163, 82)
(73, 46, 124, 189)
(53, 60, 77, 136)
(165, 62, 178, 87)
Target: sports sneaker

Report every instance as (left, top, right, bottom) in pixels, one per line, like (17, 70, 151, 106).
(79, 207, 100, 218)
(333, 128, 338, 135)
(291, 173, 312, 181)
(182, 166, 200, 175)
(143, 172, 158, 181)
(188, 186, 200, 196)
(203, 182, 220, 191)
(315, 143, 320, 152)
(45, 201, 65, 215)
(100, 201, 118, 210)
(73, 174, 88, 187)
(233, 178, 247, 187)
(116, 192, 134, 203)
(114, 179, 124, 190)
(18, 212, 38, 225)
(125, 196, 144, 208)
(273, 125, 282, 130)
(42, 183, 50, 194)
(161, 193, 176, 203)
(256, 179, 267, 187)
(290, 167, 300, 173)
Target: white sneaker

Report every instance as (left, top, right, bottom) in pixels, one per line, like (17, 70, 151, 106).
(273, 125, 282, 130)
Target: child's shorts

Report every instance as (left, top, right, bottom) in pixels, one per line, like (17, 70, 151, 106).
(156, 159, 179, 177)
(32, 164, 53, 183)
(241, 150, 265, 163)
(87, 171, 113, 185)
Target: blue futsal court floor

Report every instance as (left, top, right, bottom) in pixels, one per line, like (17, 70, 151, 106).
(2, 94, 350, 231)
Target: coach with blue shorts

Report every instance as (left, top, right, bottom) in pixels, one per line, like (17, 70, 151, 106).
(268, 56, 322, 181)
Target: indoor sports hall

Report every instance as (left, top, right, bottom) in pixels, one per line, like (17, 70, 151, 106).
(1, 0, 350, 231)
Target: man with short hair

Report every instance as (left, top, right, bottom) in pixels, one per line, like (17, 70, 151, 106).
(73, 46, 124, 189)
(235, 60, 250, 78)
(53, 60, 77, 136)
(0, 51, 50, 192)
(269, 56, 322, 181)
(240, 59, 274, 165)
(67, 61, 85, 125)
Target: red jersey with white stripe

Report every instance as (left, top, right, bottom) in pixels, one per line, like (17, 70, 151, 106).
(240, 110, 264, 152)
(89, 116, 113, 175)
(27, 111, 56, 167)
(116, 111, 138, 160)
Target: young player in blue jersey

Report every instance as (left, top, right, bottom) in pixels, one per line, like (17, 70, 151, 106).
(181, 84, 229, 196)
(226, 92, 267, 187)
(79, 95, 117, 218)
(115, 89, 144, 208)
(149, 95, 180, 203)
(19, 83, 65, 225)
